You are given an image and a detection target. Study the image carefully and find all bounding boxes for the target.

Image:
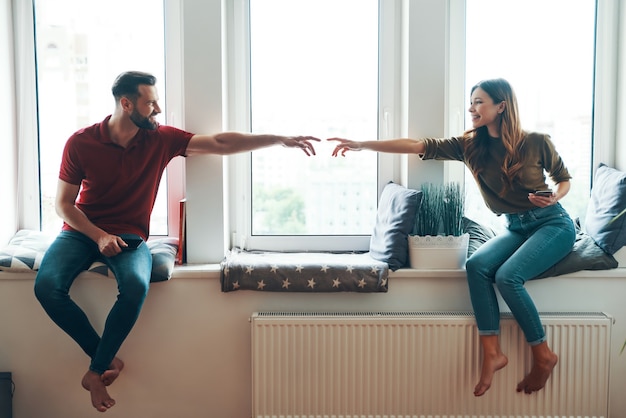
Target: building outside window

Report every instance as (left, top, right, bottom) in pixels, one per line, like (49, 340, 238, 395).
(248, 0, 379, 246)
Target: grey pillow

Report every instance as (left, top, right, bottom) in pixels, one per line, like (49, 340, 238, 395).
(536, 219, 618, 279)
(462, 217, 496, 258)
(585, 164, 626, 255)
(146, 238, 179, 282)
(369, 182, 422, 271)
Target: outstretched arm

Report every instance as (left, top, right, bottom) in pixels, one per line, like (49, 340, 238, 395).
(185, 132, 320, 156)
(327, 137, 425, 157)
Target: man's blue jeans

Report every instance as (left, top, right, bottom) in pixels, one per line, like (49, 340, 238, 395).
(465, 203, 576, 345)
(34, 231, 152, 374)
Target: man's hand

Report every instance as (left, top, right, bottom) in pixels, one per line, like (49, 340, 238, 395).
(96, 234, 127, 257)
(280, 136, 320, 156)
(327, 137, 362, 157)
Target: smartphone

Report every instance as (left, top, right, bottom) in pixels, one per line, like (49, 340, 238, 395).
(534, 189, 553, 197)
(122, 238, 144, 251)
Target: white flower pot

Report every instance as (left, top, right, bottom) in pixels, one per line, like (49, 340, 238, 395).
(408, 233, 470, 269)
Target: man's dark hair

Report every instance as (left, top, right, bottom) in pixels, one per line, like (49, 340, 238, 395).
(111, 71, 157, 101)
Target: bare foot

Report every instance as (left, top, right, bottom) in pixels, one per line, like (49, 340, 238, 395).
(81, 370, 115, 412)
(516, 351, 558, 394)
(101, 357, 125, 386)
(474, 351, 509, 396)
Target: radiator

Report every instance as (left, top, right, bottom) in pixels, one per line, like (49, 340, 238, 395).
(250, 311, 612, 418)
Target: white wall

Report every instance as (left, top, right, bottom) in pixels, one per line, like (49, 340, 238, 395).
(0, 0, 17, 243)
(1, 269, 626, 418)
(2, 1, 625, 416)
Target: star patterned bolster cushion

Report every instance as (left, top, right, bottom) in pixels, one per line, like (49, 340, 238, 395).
(221, 247, 389, 292)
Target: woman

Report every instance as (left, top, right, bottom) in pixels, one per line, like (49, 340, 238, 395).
(328, 78, 576, 396)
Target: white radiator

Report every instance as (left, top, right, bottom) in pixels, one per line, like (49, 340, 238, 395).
(250, 311, 612, 418)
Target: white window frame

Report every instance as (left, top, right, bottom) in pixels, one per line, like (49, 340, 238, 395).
(593, 0, 620, 169)
(224, 0, 454, 252)
(14, 0, 185, 238)
(12, 0, 622, 263)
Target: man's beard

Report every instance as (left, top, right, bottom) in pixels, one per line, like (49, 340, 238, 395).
(130, 110, 159, 130)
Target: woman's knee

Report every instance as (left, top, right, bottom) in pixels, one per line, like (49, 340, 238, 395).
(466, 253, 492, 279)
(494, 270, 523, 292)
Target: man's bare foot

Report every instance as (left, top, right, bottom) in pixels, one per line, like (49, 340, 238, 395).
(101, 357, 125, 386)
(82, 370, 115, 412)
(516, 350, 558, 394)
(474, 352, 509, 396)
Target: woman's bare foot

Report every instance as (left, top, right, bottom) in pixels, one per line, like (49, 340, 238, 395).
(101, 357, 125, 386)
(82, 370, 115, 412)
(474, 351, 509, 396)
(517, 345, 558, 394)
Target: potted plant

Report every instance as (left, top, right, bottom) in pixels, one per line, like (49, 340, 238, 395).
(408, 182, 469, 269)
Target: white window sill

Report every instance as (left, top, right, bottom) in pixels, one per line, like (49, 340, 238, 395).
(171, 264, 626, 281)
(2, 264, 623, 282)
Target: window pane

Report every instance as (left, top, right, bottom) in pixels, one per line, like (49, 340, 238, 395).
(250, 0, 378, 236)
(34, 0, 167, 234)
(464, 0, 595, 231)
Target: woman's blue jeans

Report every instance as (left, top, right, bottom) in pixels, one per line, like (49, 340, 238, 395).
(34, 231, 152, 375)
(465, 203, 576, 345)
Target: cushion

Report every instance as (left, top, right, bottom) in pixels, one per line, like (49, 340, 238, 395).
(0, 230, 53, 271)
(221, 248, 388, 292)
(536, 219, 618, 278)
(585, 163, 626, 255)
(147, 238, 179, 282)
(462, 217, 496, 258)
(0, 230, 178, 282)
(369, 182, 422, 271)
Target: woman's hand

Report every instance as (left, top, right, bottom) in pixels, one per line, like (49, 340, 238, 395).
(528, 192, 557, 208)
(327, 138, 362, 157)
(528, 181, 570, 208)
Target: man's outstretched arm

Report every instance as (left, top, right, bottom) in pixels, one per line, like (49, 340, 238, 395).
(185, 132, 320, 156)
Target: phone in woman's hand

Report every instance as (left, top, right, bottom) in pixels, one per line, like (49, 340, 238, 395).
(533, 189, 553, 197)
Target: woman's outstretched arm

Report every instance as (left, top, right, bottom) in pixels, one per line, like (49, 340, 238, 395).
(327, 137, 425, 157)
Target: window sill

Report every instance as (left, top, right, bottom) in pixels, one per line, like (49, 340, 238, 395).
(171, 264, 626, 281)
(172, 263, 221, 280)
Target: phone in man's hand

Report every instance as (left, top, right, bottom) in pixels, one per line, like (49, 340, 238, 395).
(122, 238, 144, 251)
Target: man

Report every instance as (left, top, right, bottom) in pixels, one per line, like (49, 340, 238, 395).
(34, 71, 319, 412)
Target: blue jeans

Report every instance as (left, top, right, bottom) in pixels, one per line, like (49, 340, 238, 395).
(465, 203, 576, 345)
(34, 231, 152, 374)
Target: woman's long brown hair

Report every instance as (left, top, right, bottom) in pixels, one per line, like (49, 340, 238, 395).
(463, 78, 525, 196)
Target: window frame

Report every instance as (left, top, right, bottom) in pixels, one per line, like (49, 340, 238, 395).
(226, 0, 416, 252)
(12, 0, 621, 263)
(16, 0, 184, 238)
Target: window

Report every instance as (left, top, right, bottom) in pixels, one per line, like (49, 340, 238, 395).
(242, 0, 383, 250)
(18, 0, 616, 263)
(33, 0, 168, 235)
(464, 0, 596, 231)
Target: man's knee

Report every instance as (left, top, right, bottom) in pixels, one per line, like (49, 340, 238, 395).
(34, 272, 63, 305)
(119, 276, 150, 302)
